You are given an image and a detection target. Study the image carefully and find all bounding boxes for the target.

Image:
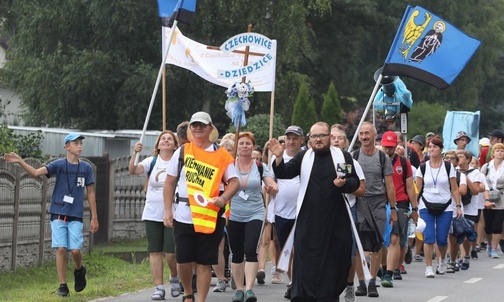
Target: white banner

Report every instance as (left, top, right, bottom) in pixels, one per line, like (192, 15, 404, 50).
(162, 27, 276, 92)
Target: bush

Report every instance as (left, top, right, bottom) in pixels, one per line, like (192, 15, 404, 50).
(0, 125, 45, 159)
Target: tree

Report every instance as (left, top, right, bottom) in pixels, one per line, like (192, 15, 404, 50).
(407, 101, 447, 138)
(292, 82, 317, 133)
(227, 113, 286, 149)
(320, 81, 342, 126)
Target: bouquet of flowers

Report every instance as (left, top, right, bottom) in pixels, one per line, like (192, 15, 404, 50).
(225, 81, 254, 128)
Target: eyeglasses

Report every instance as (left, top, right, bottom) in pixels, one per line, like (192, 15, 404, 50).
(190, 122, 209, 129)
(444, 156, 456, 160)
(309, 133, 330, 140)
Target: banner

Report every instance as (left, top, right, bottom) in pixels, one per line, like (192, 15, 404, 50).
(382, 5, 481, 90)
(162, 27, 276, 92)
(442, 110, 480, 156)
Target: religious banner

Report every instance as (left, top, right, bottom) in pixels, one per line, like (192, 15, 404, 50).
(162, 27, 277, 92)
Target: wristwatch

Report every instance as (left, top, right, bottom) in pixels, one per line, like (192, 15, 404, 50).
(411, 207, 418, 211)
(391, 206, 398, 211)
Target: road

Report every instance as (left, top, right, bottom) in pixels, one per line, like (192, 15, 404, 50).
(92, 250, 504, 302)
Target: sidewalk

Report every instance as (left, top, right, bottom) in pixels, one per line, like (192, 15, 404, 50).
(92, 262, 289, 302)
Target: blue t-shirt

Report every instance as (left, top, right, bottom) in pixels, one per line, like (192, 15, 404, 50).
(230, 162, 272, 222)
(45, 158, 95, 218)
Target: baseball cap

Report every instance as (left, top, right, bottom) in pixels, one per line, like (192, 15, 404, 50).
(189, 111, 212, 125)
(479, 137, 490, 147)
(454, 131, 471, 144)
(376, 133, 383, 141)
(381, 131, 398, 147)
(64, 132, 85, 145)
(285, 125, 303, 136)
(487, 129, 504, 140)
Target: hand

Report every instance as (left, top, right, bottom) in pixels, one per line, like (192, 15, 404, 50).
(210, 196, 226, 208)
(264, 184, 278, 196)
(3, 152, 21, 163)
(133, 142, 143, 153)
(268, 138, 284, 158)
(163, 209, 173, 227)
(89, 218, 99, 233)
(410, 210, 419, 224)
(333, 177, 346, 187)
(484, 200, 496, 209)
(456, 207, 463, 218)
(390, 210, 398, 226)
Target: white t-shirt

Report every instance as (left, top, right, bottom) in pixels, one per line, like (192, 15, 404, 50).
(345, 159, 365, 207)
(462, 169, 482, 216)
(416, 161, 457, 212)
(140, 156, 174, 221)
(270, 152, 300, 220)
(477, 176, 490, 209)
(166, 145, 238, 224)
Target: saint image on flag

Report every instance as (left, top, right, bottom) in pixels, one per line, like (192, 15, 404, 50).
(382, 5, 481, 90)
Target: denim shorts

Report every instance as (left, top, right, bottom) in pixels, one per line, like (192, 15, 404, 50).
(51, 219, 84, 250)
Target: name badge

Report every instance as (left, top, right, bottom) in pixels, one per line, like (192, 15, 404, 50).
(63, 195, 74, 204)
(239, 190, 249, 200)
(430, 188, 439, 194)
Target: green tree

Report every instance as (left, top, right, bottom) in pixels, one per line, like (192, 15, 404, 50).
(227, 113, 286, 149)
(320, 81, 342, 126)
(407, 101, 447, 137)
(292, 82, 317, 133)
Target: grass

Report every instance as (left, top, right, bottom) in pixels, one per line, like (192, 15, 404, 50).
(0, 239, 154, 302)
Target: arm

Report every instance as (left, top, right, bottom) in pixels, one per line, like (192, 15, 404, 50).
(450, 177, 463, 218)
(262, 176, 278, 196)
(163, 175, 177, 227)
(406, 176, 418, 223)
(465, 177, 480, 195)
(268, 138, 285, 167)
(3, 152, 47, 177)
(128, 142, 145, 175)
(86, 184, 99, 233)
(271, 149, 304, 179)
(218, 177, 240, 205)
(385, 174, 398, 223)
(352, 180, 366, 197)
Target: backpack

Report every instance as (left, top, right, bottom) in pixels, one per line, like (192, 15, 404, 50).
(143, 155, 158, 192)
(352, 149, 387, 179)
(456, 169, 475, 205)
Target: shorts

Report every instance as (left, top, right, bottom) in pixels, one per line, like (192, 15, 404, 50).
(275, 215, 295, 250)
(144, 220, 175, 253)
(50, 219, 83, 250)
(173, 215, 226, 265)
(391, 207, 409, 248)
(464, 214, 479, 224)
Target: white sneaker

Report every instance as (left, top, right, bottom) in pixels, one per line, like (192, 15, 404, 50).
(425, 267, 435, 278)
(344, 285, 356, 302)
(271, 271, 283, 284)
(212, 279, 227, 292)
(437, 263, 447, 275)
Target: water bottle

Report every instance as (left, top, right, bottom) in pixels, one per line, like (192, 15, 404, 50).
(407, 218, 416, 238)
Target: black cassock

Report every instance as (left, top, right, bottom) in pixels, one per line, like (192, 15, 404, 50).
(273, 149, 359, 302)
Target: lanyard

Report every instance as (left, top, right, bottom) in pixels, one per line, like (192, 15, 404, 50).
(237, 160, 252, 191)
(429, 162, 442, 188)
(65, 159, 80, 196)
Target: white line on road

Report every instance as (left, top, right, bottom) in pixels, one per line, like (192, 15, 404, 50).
(464, 277, 483, 283)
(427, 296, 448, 302)
(493, 264, 504, 269)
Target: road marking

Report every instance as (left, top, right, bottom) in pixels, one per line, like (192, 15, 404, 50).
(427, 296, 448, 302)
(494, 264, 504, 269)
(464, 277, 483, 283)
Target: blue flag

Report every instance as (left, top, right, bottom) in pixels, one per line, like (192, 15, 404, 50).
(382, 5, 481, 90)
(157, 0, 197, 27)
(442, 111, 480, 156)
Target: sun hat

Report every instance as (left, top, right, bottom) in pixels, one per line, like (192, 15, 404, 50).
(187, 111, 219, 143)
(453, 131, 471, 144)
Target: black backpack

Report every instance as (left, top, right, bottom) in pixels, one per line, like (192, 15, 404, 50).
(456, 169, 475, 205)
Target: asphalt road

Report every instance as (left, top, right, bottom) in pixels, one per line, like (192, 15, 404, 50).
(92, 250, 504, 302)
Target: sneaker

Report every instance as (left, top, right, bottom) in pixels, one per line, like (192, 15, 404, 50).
(74, 265, 87, 292)
(454, 262, 460, 272)
(400, 265, 407, 274)
(271, 271, 283, 284)
(425, 267, 435, 278)
(213, 279, 228, 293)
(393, 269, 402, 280)
(381, 274, 393, 288)
(367, 284, 379, 297)
(284, 284, 292, 299)
(471, 250, 478, 259)
(491, 250, 500, 258)
(343, 286, 355, 302)
(480, 242, 487, 250)
(487, 247, 493, 257)
(55, 284, 70, 297)
(461, 262, 470, 270)
(256, 269, 265, 285)
(446, 262, 456, 273)
(232, 290, 245, 302)
(355, 285, 367, 296)
(171, 277, 182, 297)
(244, 289, 257, 302)
(414, 254, 423, 262)
(405, 246, 412, 264)
(438, 263, 447, 274)
(376, 267, 384, 279)
(151, 286, 166, 300)
(271, 265, 276, 275)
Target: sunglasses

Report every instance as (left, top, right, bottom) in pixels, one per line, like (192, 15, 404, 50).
(444, 156, 456, 160)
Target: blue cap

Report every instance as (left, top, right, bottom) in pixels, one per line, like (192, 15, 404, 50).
(64, 132, 85, 145)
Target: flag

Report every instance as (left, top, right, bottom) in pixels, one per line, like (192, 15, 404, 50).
(162, 27, 277, 92)
(442, 110, 480, 156)
(157, 0, 197, 27)
(382, 5, 481, 90)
